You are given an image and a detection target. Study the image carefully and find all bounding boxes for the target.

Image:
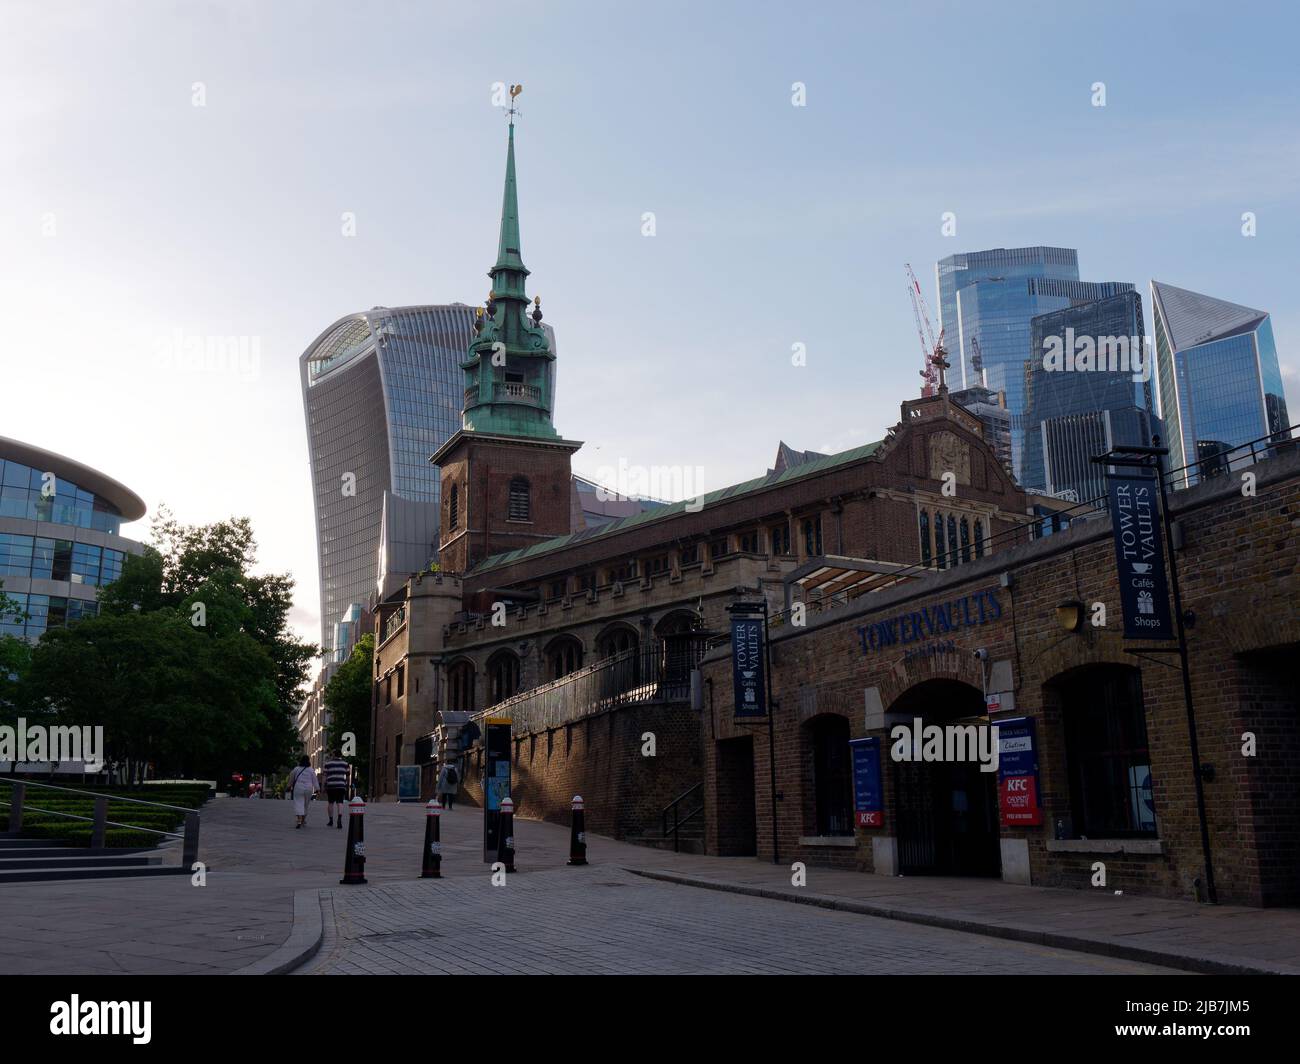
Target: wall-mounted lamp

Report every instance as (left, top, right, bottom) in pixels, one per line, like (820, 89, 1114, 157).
(1055, 600, 1084, 633)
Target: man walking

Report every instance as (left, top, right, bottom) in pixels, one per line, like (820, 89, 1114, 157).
(323, 749, 351, 829)
(436, 759, 460, 811)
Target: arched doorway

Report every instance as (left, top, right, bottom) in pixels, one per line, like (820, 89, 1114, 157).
(807, 714, 854, 837)
(888, 678, 1000, 877)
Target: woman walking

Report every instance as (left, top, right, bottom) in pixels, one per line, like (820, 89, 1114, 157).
(288, 756, 318, 829)
(436, 759, 460, 811)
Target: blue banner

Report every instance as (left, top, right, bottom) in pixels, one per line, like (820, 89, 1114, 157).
(730, 616, 767, 717)
(848, 738, 883, 827)
(1106, 473, 1176, 640)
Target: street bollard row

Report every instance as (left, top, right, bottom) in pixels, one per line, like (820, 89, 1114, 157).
(336, 794, 594, 884)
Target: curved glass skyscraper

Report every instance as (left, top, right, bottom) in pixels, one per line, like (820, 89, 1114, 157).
(1151, 281, 1291, 487)
(300, 304, 477, 657)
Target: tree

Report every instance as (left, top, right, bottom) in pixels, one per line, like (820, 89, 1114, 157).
(324, 632, 374, 786)
(1, 581, 34, 771)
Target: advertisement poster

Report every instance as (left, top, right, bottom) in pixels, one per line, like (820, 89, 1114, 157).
(996, 717, 1042, 827)
(849, 737, 884, 827)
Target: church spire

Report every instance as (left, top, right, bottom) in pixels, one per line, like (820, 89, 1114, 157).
(494, 120, 526, 276)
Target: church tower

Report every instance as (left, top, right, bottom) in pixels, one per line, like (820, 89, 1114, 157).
(432, 95, 583, 575)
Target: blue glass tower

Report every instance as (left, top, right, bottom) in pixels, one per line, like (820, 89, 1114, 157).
(1150, 281, 1291, 487)
(937, 247, 1133, 481)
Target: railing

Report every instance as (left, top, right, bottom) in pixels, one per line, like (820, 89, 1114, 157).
(471, 637, 706, 734)
(0, 779, 200, 865)
(662, 782, 704, 853)
(463, 380, 544, 407)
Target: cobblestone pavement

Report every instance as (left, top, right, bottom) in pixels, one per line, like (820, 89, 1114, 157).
(299, 866, 1177, 975)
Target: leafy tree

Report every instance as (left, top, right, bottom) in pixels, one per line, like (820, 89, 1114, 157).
(1, 582, 34, 767)
(325, 632, 374, 785)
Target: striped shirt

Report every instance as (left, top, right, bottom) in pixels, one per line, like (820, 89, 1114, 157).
(323, 759, 350, 790)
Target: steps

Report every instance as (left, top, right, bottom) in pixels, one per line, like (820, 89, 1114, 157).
(0, 835, 184, 883)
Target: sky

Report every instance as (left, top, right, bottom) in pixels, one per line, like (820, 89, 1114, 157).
(2, 0, 1297, 658)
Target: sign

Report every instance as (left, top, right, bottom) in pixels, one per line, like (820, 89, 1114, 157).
(483, 718, 512, 861)
(848, 737, 884, 828)
(856, 588, 1002, 656)
(995, 717, 1042, 827)
(730, 615, 767, 718)
(1106, 473, 1175, 640)
(396, 765, 420, 802)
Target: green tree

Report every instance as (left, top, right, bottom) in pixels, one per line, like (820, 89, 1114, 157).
(324, 632, 374, 786)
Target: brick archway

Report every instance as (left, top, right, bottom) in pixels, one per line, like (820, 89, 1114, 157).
(877, 645, 986, 712)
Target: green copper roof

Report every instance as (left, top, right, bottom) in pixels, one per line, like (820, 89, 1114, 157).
(495, 122, 526, 274)
(469, 438, 884, 575)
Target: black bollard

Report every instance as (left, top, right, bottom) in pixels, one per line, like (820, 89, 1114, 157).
(568, 794, 588, 866)
(422, 798, 442, 878)
(340, 797, 367, 885)
(497, 796, 516, 873)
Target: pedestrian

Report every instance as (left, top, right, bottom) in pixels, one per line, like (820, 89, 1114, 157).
(288, 756, 318, 829)
(322, 748, 351, 829)
(436, 759, 460, 811)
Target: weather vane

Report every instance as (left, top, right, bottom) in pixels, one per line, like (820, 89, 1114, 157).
(507, 83, 522, 125)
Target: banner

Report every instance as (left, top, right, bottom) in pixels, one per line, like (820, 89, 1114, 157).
(849, 737, 884, 827)
(1106, 473, 1176, 640)
(996, 717, 1042, 827)
(730, 615, 767, 717)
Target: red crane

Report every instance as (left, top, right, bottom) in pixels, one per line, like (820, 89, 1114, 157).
(905, 263, 947, 396)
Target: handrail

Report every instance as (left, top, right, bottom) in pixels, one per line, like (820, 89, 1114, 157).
(0, 777, 199, 815)
(0, 800, 180, 838)
(662, 781, 704, 853)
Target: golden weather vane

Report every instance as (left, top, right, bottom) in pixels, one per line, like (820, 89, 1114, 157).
(507, 83, 523, 124)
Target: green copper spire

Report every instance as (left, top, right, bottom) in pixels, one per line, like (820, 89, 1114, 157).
(460, 94, 558, 440)
(495, 122, 526, 275)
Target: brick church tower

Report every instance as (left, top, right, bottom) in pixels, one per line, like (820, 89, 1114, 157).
(432, 101, 582, 576)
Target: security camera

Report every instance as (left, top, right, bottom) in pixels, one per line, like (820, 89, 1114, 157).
(972, 648, 989, 661)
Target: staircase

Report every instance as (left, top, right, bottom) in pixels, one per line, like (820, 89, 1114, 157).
(0, 835, 181, 883)
(623, 782, 706, 856)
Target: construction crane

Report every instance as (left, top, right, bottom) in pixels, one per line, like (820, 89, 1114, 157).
(905, 264, 947, 396)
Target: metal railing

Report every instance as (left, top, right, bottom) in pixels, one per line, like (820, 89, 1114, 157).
(471, 638, 706, 734)
(0, 779, 200, 866)
(662, 782, 704, 853)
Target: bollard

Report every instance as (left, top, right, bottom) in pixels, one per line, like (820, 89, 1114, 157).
(567, 794, 588, 866)
(497, 796, 515, 873)
(422, 798, 442, 878)
(340, 797, 367, 885)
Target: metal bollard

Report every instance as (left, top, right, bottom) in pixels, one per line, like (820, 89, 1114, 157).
(567, 795, 588, 866)
(422, 798, 442, 878)
(340, 797, 367, 885)
(497, 796, 515, 873)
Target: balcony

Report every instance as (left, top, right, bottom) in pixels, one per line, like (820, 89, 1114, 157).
(463, 378, 543, 409)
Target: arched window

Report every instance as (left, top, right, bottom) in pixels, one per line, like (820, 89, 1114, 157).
(487, 651, 520, 705)
(809, 715, 853, 836)
(545, 636, 583, 680)
(947, 515, 958, 567)
(449, 483, 459, 530)
(508, 477, 530, 522)
(919, 511, 931, 566)
(960, 517, 971, 563)
(447, 660, 475, 711)
(596, 626, 638, 660)
(974, 518, 985, 559)
(934, 511, 947, 570)
(802, 515, 823, 557)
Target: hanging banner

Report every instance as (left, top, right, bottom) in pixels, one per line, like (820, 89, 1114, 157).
(996, 717, 1042, 827)
(730, 615, 767, 718)
(849, 737, 884, 827)
(1106, 473, 1176, 640)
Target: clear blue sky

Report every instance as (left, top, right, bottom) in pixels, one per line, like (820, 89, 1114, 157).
(3, 0, 1296, 648)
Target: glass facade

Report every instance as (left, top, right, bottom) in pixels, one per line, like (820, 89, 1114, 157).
(0, 533, 125, 586)
(0, 593, 99, 641)
(0, 459, 125, 534)
(936, 248, 1132, 481)
(1023, 291, 1157, 500)
(1151, 282, 1292, 487)
(301, 304, 480, 656)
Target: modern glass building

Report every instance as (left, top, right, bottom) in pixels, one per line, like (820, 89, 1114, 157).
(300, 304, 480, 657)
(936, 247, 1132, 481)
(1024, 291, 1158, 501)
(1150, 281, 1292, 488)
(0, 436, 146, 642)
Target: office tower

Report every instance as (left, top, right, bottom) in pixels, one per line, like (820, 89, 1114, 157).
(1024, 291, 1157, 501)
(300, 304, 478, 656)
(936, 247, 1132, 480)
(0, 436, 145, 642)
(1150, 281, 1291, 487)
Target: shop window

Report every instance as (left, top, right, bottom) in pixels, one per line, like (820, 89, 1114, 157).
(810, 715, 854, 836)
(1061, 667, 1156, 838)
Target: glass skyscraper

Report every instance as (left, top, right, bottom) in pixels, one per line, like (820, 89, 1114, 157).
(1024, 291, 1157, 501)
(936, 247, 1131, 481)
(300, 304, 478, 656)
(1150, 281, 1291, 488)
